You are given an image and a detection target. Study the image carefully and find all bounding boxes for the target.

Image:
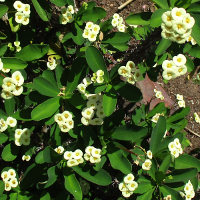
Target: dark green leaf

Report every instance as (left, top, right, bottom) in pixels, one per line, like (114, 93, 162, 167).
(191, 16, 200, 46)
(0, 133, 8, 145)
(64, 173, 82, 200)
(4, 98, 15, 115)
(16, 44, 49, 61)
(136, 189, 154, 200)
(153, 0, 169, 8)
(1, 57, 28, 69)
(71, 23, 85, 45)
(155, 38, 172, 56)
(33, 77, 60, 97)
(188, 3, 200, 13)
(44, 166, 58, 188)
(188, 46, 200, 58)
(150, 9, 168, 27)
(103, 93, 117, 117)
(1, 143, 19, 162)
(32, 0, 49, 21)
(0, 44, 7, 56)
(73, 166, 112, 186)
(159, 154, 171, 173)
(150, 116, 166, 155)
(160, 185, 184, 200)
(185, 56, 195, 72)
(126, 12, 151, 25)
(40, 193, 51, 200)
(167, 107, 190, 123)
(49, 0, 68, 6)
(85, 46, 109, 81)
(0, 180, 5, 196)
(0, 4, 8, 18)
(31, 97, 60, 121)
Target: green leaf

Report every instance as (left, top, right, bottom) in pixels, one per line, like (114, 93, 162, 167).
(0, 44, 7, 56)
(169, 0, 176, 7)
(33, 77, 60, 97)
(150, 9, 168, 28)
(16, 44, 49, 61)
(188, 45, 200, 58)
(107, 144, 132, 174)
(102, 32, 131, 51)
(126, 12, 151, 26)
(0, 31, 6, 40)
(0, 133, 8, 145)
(191, 17, 200, 46)
(159, 154, 171, 173)
(183, 43, 192, 53)
(187, 3, 200, 13)
(71, 23, 85, 45)
(136, 189, 154, 200)
(165, 168, 198, 183)
(167, 107, 190, 123)
(0, 4, 8, 18)
(32, 0, 49, 21)
(40, 193, 51, 200)
(44, 166, 58, 188)
(185, 56, 195, 72)
(1, 57, 28, 69)
(1, 143, 19, 162)
(111, 126, 148, 142)
(64, 173, 82, 200)
(85, 46, 109, 81)
(103, 93, 117, 117)
(55, 65, 64, 88)
(113, 82, 142, 102)
(35, 146, 61, 164)
(31, 96, 60, 121)
(153, 0, 169, 8)
(81, 7, 106, 23)
(4, 98, 15, 115)
(0, 180, 5, 196)
(155, 38, 172, 56)
(147, 102, 166, 118)
(65, 57, 87, 98)
(150, 116, 166, 155)
(134, 177, 154, 194)
(73, 166, 112, 186)
(160, 185, 184, 200)
(49, 0, 68, 6)
(175, 154, 200, 172)
(176, 0, 192, 9)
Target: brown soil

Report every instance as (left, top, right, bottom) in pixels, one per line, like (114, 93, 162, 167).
(76, 0, 200, 198)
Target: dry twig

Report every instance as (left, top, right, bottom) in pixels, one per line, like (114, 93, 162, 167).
(118, 0, 134, 10)
(185, 127, 200, 138)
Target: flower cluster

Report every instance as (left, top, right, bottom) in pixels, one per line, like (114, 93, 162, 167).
(64, 149, 84, 167)
(161, 7, 195, 44)
(118, 61, 143, 85)
(0, 117, 17, 133)
(15, 128, 31, 146)
(194, 112, 200, 124)
(186, 35, 196, 45)
(168, 138, 183, 158)
(0, 58, 10, 73)
(1, 169, 18, 191)
(82, 22, 100, 42)
(163, 195, 172, 200)
(61, 5, 74, 24)
(111, 13, 126, 32)
(8, 41, 22, 52)
(81, 94, 105, 126)
(91, 70, 105, 84)
(151, 113, 164, 123)
(84, 146, 102, 163)
(118, 173, 138, 198)
(176, 94, 185, 108)
(47, 57, 57, 70)
(154, 89, 164, 100)
(54, 111, 74, 133)
(1, 71, 24, 99)
(54, 146, 65, 155)
(182, 180, 195, 200)
(162, 54, 187, 81)
(22, 155, 31, 161)
(14, 1, 31, 25)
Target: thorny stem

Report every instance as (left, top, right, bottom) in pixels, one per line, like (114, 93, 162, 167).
(0, 73, 6, 78)
(118, 146, 145, 158)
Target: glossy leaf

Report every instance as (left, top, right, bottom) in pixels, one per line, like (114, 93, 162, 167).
(126, 12, 151, 25)
(160, 185, 183, 200)
(0, 44, 7, 56)
(16, 44, 49, 61)
(1, 57, 27, 69)
(152, 0, 169, 8)
(0, 133, 8, 145)
(64, 173, 82, 200)
(159, 154, 171, 173)
(150, 9, 168, 27)
(1, 143, 19, 162)
(103, 93, 117, 117)
(136, 189, 154, 200)
(191, 18, 200, 46)
(33, 77, 60, 97)
(73, 166, 112, 186)
(85, 46, 109, 81)
(49, 0, 68, 6)
(155, 38, 172, 56)
(44, 166, 58, 188)
(31, 97, 60, 121)
(150, 116, 166, 155)
(32, 0, 49, 21)
(0, 4, 8, 18)
(167, 107, 190, 123)
(4, 98, 15, 115)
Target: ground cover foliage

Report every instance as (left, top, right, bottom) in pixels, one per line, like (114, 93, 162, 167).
(0, 0, 200, 199)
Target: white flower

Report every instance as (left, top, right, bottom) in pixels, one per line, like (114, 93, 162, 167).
(118, 182, 127, 192)
(77, 83, 86, 94)
(65, 119, 74, 129)
(184, 180, 194, 195)
(183, 13, 195, 29)
(67, 159, 79, 167)
(47, 59, 57, 70)
(12, 71, 24, 86)
(23, 4, 31, 15)
(67, 5, 74, 14)
(96, 70, 104, 77)
(85, 22, 94, 30)
(162, 60, 176, 71)
(22, 155, 31, 161)
(12, 85, 23, 96)
(118, 66, 131, 77)
(81, 117, 90, 126)
(85, 146, 95, 155)
(92, 24, 100, 35)
(22, 16, 30, 25)
(124, 174, 135, 184)
(8, 169, 16, 178)
(82, 107, 95, 120)
(77, 157, 84, 164)
(13, 1, 24, 12)
(4, 181, 12, 191)
(0, 118, 8, 132)
(83, 153, 90, 161)
(62, 111, 72, 121)
(96, 76, 104, 84)
(127, 76, 136, 85)
(15, 12, 24, 24)
(142, 159, 152, 171)
(126, 61, 135, 72)
(177, 65, 187, 76)
(14, 41, 20, 47)
(151, 113, 163, 123)
(173, 54, 186, 66)
(122, 191, 131, 198)
(59, 123, 70, 133)
(83, 77, 92, 86)
(87, 99, 97, 109)
(54, 146, 64, 155)
(54, 113, 65, 124)
(88, 32, 97, 42)
(82, 29, 90, 39)
(2, 77, 15, 91)
(91, 148, 101, 158)
(172, 21, 187, 35)
(89, 156, 101, 163)
(10, 178, 18, 188)
(1, 90, 13, 99)
(118, 23, 126, 32)
(111, 19, 118, 27)
(162, 11, 173, 27)
(178, 100, 185, 108)
(147, 150, 152, 159)
(176, 94, 183, 101)
(64, 151, 73, 160)
(162, 69, 178, 80)
(96, 108, 105, 118)
(73, 149, 83, 160)
(127, 181, 138, 192)
(6, 117, 17, 127)
(171, 7, 186, 21)
(113, 13, 120, 20)
(1, 171, 9, 181)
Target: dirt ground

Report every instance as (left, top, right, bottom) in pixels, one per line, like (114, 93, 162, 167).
(76, 0, 200, 198)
